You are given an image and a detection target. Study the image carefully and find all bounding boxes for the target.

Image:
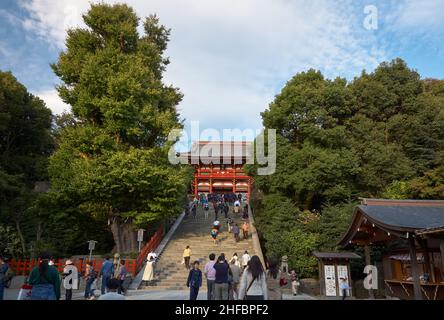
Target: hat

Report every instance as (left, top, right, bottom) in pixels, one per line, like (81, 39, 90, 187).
(65, 259, 73, 265)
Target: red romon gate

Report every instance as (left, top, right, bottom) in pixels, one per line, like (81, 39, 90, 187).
(180, 141, 254, 200)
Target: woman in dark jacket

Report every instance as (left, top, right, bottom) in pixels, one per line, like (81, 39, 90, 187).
(186, 261, 202, 300)
(28, 253, 61, 300)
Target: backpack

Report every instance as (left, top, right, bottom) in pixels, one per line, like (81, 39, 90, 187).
(4, 266, 15, 288)
(90, 269, 98, 279)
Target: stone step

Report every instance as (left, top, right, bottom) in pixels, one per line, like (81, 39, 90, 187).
(139, 205, 256, 289)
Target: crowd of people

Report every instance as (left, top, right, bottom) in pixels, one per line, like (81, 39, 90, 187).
(0, 190, 304, 301)
(0, 253, 132, 300)
(185, 251, 298, 300)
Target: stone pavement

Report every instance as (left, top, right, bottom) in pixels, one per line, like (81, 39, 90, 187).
(3, 287, 316, 300)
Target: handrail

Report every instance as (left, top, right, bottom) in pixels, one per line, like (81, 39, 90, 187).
(247, 202, 266, 267)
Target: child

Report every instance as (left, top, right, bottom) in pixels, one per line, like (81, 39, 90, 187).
(211, 227, 219, 244)
(290, 269, 300, 296)
(186, 261, 202, 300)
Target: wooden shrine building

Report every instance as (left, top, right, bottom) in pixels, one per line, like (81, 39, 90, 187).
(180, 141, 253, 199)
(338, 198, 444, 300)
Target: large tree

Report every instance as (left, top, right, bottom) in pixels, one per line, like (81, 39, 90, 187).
(50, 3, 191, 253)
(248, 59, 444, 275)
(0, 70, 54, 256)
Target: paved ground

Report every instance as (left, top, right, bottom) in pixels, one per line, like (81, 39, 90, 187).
(4, 287, 316, 300)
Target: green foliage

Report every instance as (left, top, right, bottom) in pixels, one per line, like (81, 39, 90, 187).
(409, 152, 444, 199)
(0, 71, 53, 181)
(49, 3, 190, 252)
(0, 225, 23, 258)
(380, 181, 411, 200)
(0, 71, 54, 258)
(250, 58, 444, 276)
(264, 228, 318, 277)
(307, 202, 356, 251)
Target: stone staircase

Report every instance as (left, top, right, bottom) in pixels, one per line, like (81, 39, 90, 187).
(140, 205, 257, 290)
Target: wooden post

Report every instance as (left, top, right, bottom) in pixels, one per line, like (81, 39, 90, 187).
(194, 177, 198, 198)
(419, 238, 434, 282)
(364, 245, 375, 299)
(318, 260, 325, 296)
(440, 240, 444, 281)
(409, 237, 423, 300)
(347, 260, 353, 297)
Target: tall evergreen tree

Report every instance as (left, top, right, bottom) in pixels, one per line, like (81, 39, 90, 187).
(0, 70, 53, 256)
(50, 3, 191, 252)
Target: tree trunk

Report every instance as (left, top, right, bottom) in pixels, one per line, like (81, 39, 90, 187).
(110, 218, 138, 253)
(15, 220, 27, 255)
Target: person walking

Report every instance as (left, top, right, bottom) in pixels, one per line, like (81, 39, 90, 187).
(227, 217, 233, 233)
(114, 259, 127, 294)
(218, 202, 225, 219)
(84, 261, 96, 299)
(98, 256, 114, 295)
(234, 199, 240, 214)
(186, 261, 202, 300)
(231, 224, 240, 242)
(213, 256, 230, 300)
(0, 256, 9, 300)
(62, 259, 78, 300)
(214, 201, 219, 220)
(229, 253, 241, 268)
(203, 254, 217, 300)
(289, 269, 300, 296)
(204, 203, 209, 219)
(229, 259, 241, 300)
(241, 251, 251, 271)
(223, 202, 229, 219)
(192, 204, 197, 219)
(238, 255, 268, 300)
(142, 256, 155, 286)
(266, 257, 283, 300)
(211, 227, 219, 245)
(183, 246, 192, 269)
(98, 278, 125, 300)
(242, 204, 249, 220)
(184, 202, 190, 219)
(28, 253, 61, 300)
(241, 222, 249, 239)
(340, 277, 349, 300)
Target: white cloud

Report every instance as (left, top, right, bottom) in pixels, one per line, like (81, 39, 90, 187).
(389, 0, 444, 29)
(34, 89, 70, 115)
(19, 0, 387, 132)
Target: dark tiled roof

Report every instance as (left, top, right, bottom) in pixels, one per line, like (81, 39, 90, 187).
(359, 205, 444, 230)
(313, 252, 361, 259)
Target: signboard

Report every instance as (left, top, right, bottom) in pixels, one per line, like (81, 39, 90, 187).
(88, 240, 97, 251)
(324, 265, 337, 296)
(137, 229, 145, 242)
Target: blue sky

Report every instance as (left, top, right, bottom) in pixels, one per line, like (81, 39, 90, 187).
(1, 0, 444, 146)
